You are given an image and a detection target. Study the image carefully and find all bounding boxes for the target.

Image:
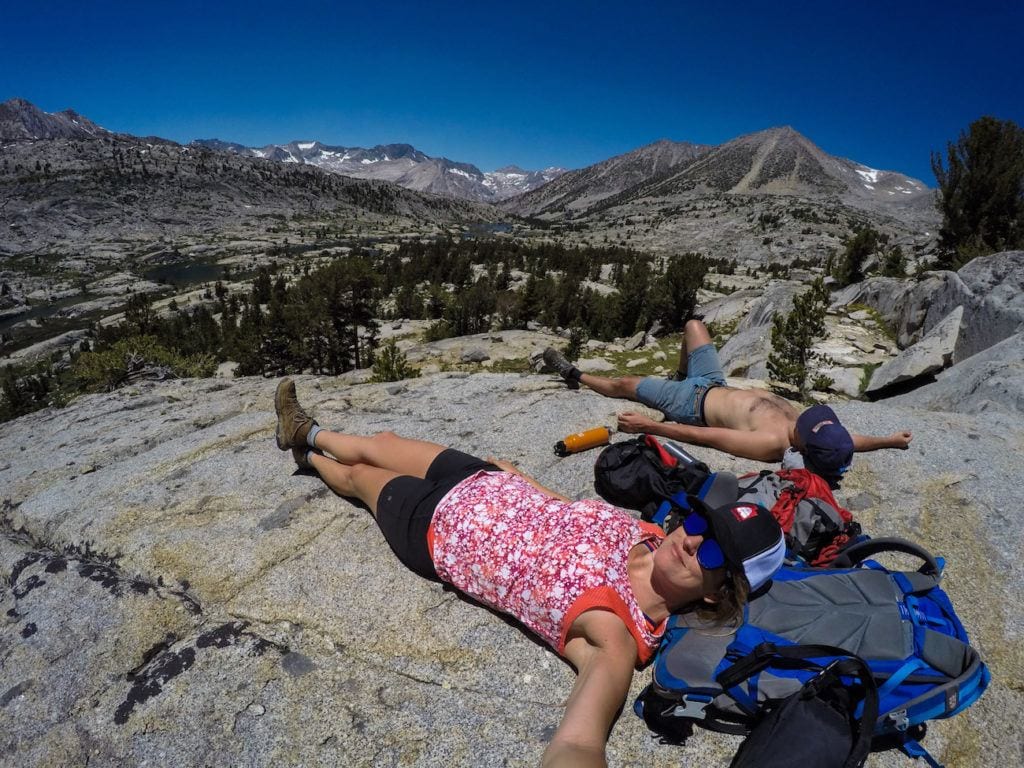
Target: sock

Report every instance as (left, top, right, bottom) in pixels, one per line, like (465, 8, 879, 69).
(305, 449, 315, 466)
(567, 366, 582, 383)
(306, 424, 322, 449)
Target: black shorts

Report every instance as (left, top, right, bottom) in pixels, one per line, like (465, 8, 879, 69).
(374, 449, 500, 580)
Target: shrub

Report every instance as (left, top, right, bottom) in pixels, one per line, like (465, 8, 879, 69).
(422, 319, 455, 342)
(370, 339, 420, 383)
(72, 335, 216, 392)
(811, 374, 835, 392)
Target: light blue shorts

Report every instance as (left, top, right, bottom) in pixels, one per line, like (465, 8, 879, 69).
(635, 343, 726, 425)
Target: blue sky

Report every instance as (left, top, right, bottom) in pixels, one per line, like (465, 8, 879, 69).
(3, 1, 1022, 183)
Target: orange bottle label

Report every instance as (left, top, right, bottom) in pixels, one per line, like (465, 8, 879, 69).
(561, 426, 612, 454)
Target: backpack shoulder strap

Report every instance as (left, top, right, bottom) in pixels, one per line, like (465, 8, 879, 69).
(831, 537, 942, 577)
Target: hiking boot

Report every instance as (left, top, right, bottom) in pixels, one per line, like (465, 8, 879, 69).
(275, 378, 318, 450)
(542, 347, 581, 389)
(292, 446, 315, 471)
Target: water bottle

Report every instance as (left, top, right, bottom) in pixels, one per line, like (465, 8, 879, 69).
(661, 440, 699, 466)
(554, 426, 613, 457)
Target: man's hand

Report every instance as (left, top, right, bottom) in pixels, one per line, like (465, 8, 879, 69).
(617, 411, 656, 434)
(889, 431, 913, 450)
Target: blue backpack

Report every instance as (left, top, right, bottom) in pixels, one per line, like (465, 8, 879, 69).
(634, 538, 990, 767)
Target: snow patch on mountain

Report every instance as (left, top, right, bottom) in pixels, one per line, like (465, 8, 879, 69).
(189, 136, 568, 203)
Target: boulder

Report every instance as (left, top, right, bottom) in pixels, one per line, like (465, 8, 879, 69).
(887, 332, 1024, 416)
(736, 282, 803, 332)
(698, 289, 760, 328)
(717, 282, 804, 379)
(718, 326, 771, 379)
(832, 252, 1024, 362)
(866, 306, 963, 395)
(816, 366, 865, 398)
(460, 348, 490, 363)
(576, 357, 615, 373)
(624, 331, 646, 350)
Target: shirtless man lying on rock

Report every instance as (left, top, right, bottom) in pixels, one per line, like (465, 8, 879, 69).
(543, 319, 912, 487)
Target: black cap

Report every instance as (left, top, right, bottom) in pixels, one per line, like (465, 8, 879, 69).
(692, 499, 786, 591)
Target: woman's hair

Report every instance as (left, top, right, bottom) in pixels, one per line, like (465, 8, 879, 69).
(695, 571, 750, 627)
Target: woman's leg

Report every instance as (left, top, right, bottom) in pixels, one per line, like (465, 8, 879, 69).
(308, 454, 398, 516)
(313, 430, 447, 479)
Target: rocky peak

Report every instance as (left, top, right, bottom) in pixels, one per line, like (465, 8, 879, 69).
(0, 97, 109, 141)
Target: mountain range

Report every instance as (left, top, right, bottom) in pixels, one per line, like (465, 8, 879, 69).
(190, 139, 567, 203)
(0, 98, 495, 255)
(0, 97, 939, 261)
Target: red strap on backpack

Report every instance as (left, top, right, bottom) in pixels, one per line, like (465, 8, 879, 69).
(643, 434, 679, 468)
(774, 469, 854, 566)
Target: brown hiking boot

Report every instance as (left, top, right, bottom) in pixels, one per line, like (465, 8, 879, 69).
(275, 378, 317, 450)
(542, 347, 581, 389)
(291, 447, 315, 471)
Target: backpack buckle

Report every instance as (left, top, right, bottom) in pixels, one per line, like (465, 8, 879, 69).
(669, 695, 712, 720)
(887, 709, 910, 731)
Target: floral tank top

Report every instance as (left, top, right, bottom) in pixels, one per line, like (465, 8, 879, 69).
(426, 470, 667, 664)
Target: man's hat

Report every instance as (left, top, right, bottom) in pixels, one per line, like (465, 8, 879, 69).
(691, 499, 786, 592)
(795, 404, 855, 481)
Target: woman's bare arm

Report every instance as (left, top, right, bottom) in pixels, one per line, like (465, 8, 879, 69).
(543, 611, 638, 768)
(487, 458, 572, 502)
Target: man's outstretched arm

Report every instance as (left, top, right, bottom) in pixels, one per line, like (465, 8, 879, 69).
(617, 412, 787, 463)
(851, 431, 913, 452)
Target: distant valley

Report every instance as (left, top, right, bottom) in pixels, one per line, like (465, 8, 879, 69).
(1, 96, 942, 371)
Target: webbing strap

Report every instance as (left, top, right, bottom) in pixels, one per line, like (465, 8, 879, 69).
(877, 658, 928, 703)
(652, 500, 672, 526)
(901, 738, 945, 768)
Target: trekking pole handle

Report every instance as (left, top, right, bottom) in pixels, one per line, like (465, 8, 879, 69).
(831, 537, 941, 577)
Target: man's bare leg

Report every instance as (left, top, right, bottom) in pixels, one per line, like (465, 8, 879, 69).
(676, 319, 714, 377)
(576, 374, 643, 401)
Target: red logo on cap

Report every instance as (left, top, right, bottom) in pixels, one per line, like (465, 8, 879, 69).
(732, 505, 757, 521)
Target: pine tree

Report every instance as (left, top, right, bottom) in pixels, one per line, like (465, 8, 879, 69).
(834, 228, 878, 287)
(370, 338, 420, 382)
(931, 116, 1024, 268)
(767, 278, 830, 393)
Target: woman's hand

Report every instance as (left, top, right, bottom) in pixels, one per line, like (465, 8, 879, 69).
(487, 457, 522, 475)
(486, 458, 571, 503)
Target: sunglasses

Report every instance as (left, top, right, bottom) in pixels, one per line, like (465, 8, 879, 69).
(675, 512, 726, 571)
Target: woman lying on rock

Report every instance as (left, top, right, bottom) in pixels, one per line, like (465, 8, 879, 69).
(273, 377, 785, 768)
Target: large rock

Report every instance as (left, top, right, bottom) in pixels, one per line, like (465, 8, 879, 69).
(887, 332, 1024, 416)
(866, 306, 964, 395)
(717, 326, 771, 379)
(735, 282, 803, 333)
(717, 282, 803, 378)
(698, 289, 761, 328)
(1, 374, 1022, 766)
(832, 252, 1024, 362)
